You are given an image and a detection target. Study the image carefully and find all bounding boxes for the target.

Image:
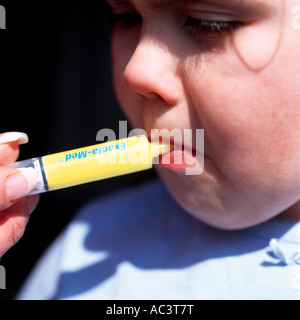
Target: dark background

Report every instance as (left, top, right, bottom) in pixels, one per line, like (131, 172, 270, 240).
(0, 1, 155, 299)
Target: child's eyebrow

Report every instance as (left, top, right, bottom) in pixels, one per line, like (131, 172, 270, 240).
(107, 0, 180, 11)
(106, 0, 275, 17)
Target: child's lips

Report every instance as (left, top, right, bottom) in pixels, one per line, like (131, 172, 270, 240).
(158, 145, 198, 169)
(148, 131, 203, 170)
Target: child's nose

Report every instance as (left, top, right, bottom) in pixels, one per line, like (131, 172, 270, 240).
(123, 36, 182, 107)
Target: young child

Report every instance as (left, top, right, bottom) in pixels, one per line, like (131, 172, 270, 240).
(1, 0, 300, 299)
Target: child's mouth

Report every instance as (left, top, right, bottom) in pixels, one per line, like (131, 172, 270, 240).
(158, 145, 197, 169)
(149, 131, 204, 171)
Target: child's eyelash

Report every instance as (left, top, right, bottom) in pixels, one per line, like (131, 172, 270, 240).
(105, 13, 240, 40)
(183, 17, 241, 39)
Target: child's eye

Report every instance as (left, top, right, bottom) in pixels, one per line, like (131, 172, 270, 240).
(105, 12, 142, 28)
(183, 17, 241, 40)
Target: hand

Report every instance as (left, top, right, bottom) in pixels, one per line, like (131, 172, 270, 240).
(0, 132, 39, 258)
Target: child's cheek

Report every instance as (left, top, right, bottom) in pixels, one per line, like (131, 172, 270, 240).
(188, 64, 300, 189)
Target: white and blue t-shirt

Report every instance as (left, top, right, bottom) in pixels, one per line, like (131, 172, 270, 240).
(18, 180, 300, 300)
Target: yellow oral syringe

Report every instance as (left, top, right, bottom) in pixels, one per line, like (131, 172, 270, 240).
(9, 135, 171, 195)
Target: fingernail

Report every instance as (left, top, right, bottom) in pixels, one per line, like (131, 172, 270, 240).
(6, 168, 38, 202)
(0, 132, 29, 145)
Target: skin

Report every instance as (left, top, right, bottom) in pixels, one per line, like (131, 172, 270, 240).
(109, 0, 300, 229)
(0, 140, 39, 257)
(1, 0, 299, 256)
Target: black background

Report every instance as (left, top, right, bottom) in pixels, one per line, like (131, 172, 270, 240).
(0, 1, 155, 299)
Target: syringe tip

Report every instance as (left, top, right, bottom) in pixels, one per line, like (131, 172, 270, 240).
(151, 141, 173, 158)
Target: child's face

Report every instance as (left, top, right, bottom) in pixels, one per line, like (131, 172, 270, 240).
(108, 0, 300, 229)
